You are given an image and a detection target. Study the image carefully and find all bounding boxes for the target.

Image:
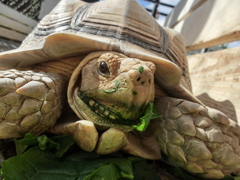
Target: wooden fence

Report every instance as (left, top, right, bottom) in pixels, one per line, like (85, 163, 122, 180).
(164, 0, 240, 123)
(0, 3, 38, 41)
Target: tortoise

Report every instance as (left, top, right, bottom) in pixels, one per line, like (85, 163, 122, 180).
(0, 0, 240, 179)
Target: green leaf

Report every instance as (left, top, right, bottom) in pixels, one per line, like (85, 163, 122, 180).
(222, 177, 240, 180)
(103, 80, 120, 94)
(15, 133, 38, 155)
(15, 133, 74, 157)
(103, 89, 116, 93)
(84, 163, 121, 180)
(14, 139, 28, 156)
(134, 102, 161, 131)
(129, 157, 159, 180)
(138, 66, 144, 74)
(51, 135, 74, 157)
(172, 167, 204, 180)
(111, 159, 134, 179)
(114, 80, 120, 89)
(2, 147, 79, 180)
(37, 134, 49, 150)
(3, 134, 161, 180)
(16, 133, 38, 146)
(1, 144, 134, 180)
(233, 177, 240, 180)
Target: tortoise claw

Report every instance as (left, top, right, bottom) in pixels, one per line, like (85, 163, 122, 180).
(73, 120, 98, 152)
(96, 128, 127, 154)
(49, 118, 98, 152)
(95, 128, 161, 160)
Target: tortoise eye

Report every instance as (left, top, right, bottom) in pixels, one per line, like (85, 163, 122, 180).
(99, 61, 110, 76)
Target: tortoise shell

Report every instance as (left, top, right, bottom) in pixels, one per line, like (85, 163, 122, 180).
(0, 0, 201, 105)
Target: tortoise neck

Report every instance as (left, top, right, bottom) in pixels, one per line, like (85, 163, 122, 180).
(32, 54, 88, 79)
(154, 83, 168, 98)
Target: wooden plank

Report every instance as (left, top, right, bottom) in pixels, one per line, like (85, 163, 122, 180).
(163, 0, 206, 28)
(0, 3, 38, 28)
(0, 27, 26, 41)
(188, 47, 240, 124)
(0, 15, 33, 34)
(172, 0, 240, 52)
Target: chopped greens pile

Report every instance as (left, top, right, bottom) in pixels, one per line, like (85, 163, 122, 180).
(134, 102, 161, 131)
(1, 133, 159, 180)
(1, 135, 240, 180)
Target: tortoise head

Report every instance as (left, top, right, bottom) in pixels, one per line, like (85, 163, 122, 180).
(68, 51, 155, 131)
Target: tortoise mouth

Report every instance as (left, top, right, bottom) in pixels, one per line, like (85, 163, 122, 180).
(78, 91, 141, 128)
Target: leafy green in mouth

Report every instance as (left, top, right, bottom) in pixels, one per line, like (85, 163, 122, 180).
(78, 91, 160, 130)
(78, 91, 141, 126)
(134, 103, 161, 131)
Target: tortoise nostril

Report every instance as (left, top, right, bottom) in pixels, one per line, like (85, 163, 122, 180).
(137, 77, 141, 81)
(148, 79, 151, 84)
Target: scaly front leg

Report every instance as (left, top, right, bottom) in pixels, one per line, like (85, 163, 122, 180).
(156, 97, 240, 179)
(48, 115, 99, 152)
(49, 114, 161, 159)
(0, 69, 66, 138)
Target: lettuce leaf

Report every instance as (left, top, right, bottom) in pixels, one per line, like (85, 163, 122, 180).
(1, 134, 158, 180)
(2, 147, 133, 180)
(15, 133, 74, 157)
(134, 102, 161, 131)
